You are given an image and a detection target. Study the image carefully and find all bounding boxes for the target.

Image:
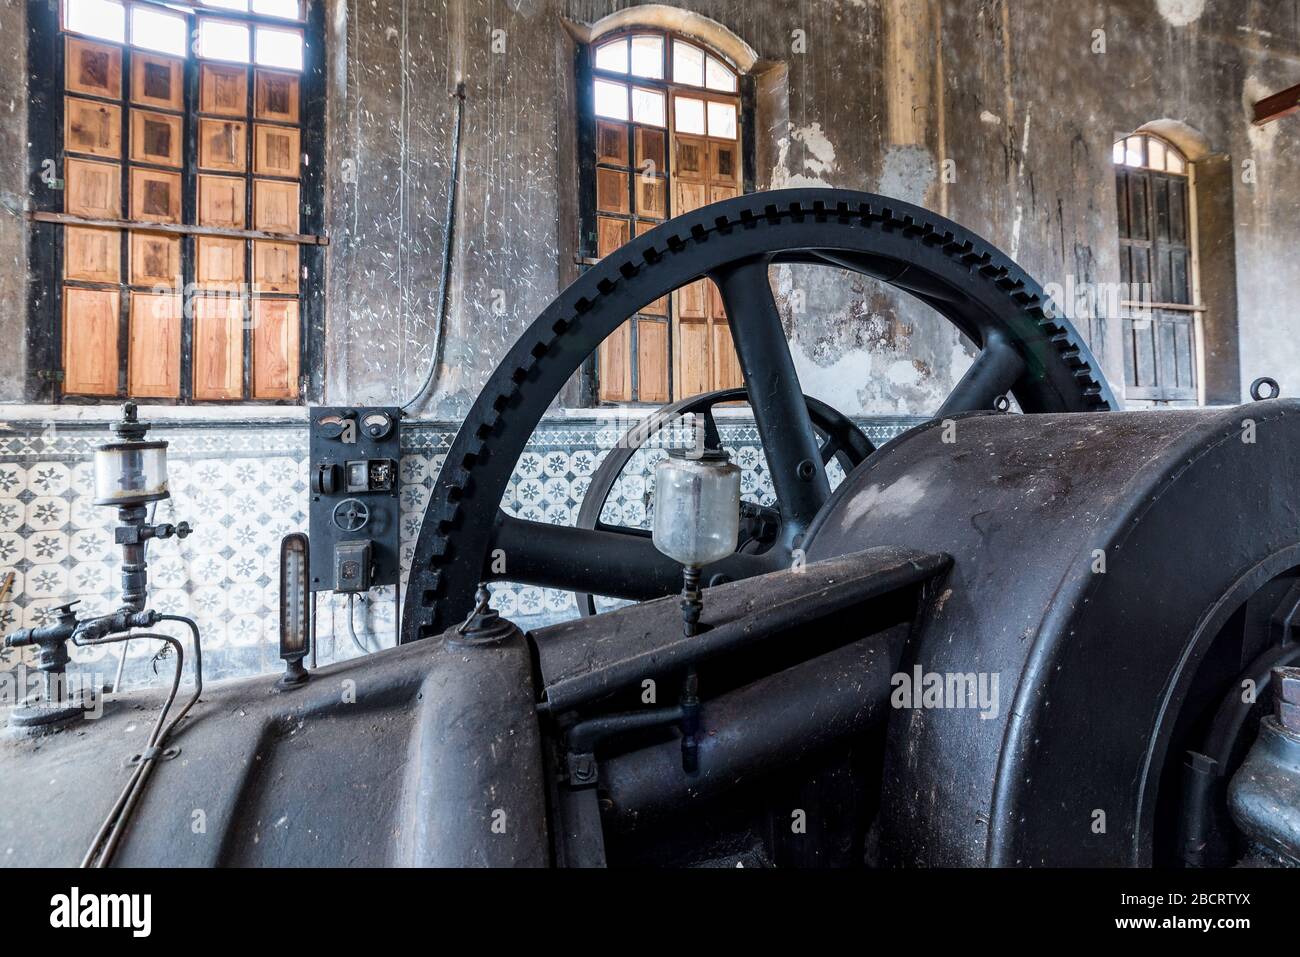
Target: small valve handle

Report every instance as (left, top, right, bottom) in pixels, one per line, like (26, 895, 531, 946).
(152, 521, 193, 541)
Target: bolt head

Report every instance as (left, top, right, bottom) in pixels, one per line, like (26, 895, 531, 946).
(1277, 667, 1300, 705)
(1274, 667, 1300, 733)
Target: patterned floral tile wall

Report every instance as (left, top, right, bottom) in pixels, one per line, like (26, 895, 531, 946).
(0, 415, 922, 690)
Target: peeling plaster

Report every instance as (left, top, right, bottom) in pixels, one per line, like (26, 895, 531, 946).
(1, 0, 1298, 423)
(771, 122, 839, 188)
(1155, 0, 1207, 28)
(1244, 75, 1281, 155)
(877, 144, 935, 207)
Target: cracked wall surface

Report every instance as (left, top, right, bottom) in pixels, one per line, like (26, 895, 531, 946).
(1, 0, 1298, 412)
(0, 0, 26, 402)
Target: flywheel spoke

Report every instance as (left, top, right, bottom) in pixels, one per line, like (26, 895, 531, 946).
(490, 513, 774, 600)
(819, 436, 842, 465)
(935, 336, 1026, 417)
(711, 258, 831, 540)
(594, 522, 652, 538)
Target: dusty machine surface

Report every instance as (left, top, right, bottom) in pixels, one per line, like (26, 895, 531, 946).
(4, 190, 1300, 868)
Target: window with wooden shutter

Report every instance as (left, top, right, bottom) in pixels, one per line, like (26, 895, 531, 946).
(30, 0, 322, 403)
(1114, 133, 1200, 403)
(586, 32, 744, 404)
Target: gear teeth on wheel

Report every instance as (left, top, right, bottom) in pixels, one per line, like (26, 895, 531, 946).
(405, 189, 1117, 638)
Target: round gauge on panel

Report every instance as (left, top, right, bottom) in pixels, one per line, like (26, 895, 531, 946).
(361, 411, 395, 440)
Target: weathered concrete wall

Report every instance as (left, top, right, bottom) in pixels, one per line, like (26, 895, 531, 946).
(0, 1, 1295, 411)
(0, 0, 26, 402)
(323, 0, 1300, 417)
(324, 0, 568, 416)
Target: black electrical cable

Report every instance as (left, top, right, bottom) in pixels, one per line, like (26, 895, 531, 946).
(401, 82, 466, 413)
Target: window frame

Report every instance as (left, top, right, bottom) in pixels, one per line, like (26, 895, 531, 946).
(24, 0, 327, 405)
(1113, 132, 1201, 404)
(576, 29, 755, 406)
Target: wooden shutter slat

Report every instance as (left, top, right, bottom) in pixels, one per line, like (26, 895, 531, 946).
(65, 98, 121, 159)
(192, 296, 244, 400)
(636, 320, 670, 403)
(63, 288, 120, 396)
(597, 321, 633, 402)
(129, 231, 181, 287)
(253, 299, 300, 399)
(65, 227, 121, 283)
(128, 292, 181, 398)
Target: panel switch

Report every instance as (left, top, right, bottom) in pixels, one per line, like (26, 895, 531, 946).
(334, 541, 372, 593)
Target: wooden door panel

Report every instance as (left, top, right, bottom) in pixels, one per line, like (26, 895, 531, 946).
(674, 180, 707, 216)
(254, 123, 301, 178)
(712, 323, 743, 391)
(597, 216, 629, 258)
(128, 292, 181, 398)
(636, 127, 665, 176)
(132, 54, 183, 111)
(199, 119, 247, 172)
(63, 288, 119, 396)
(130, 168, 182, 224)
(676, 319, 711, 399)
(255, 70, 299, 123)
(130, 232, 181, 286)
(130, 110, 183, 168)
(196, 236, 246, 287)
(201, 64, 247, 117)
(65, 227, 120, 283)
(597, 321, 633, 402)
(192, 296, 244, 400)
(596, 168, 629, 214)
(674, 135, 706, 179)
(65, 98, 121, 158)
(253, 180, 299, 234)
(637, 320, 670, 403)
(65, 38, 121, 99)
(709, 184, 737, 206)
(676, 279, 707, 319)
(636, 176, 666, 219)
(1116, 163, 1196, 401)
(709, 141, 739, 185)
(596, 120, 628, 166)
(65, 158, 121, 218)
(253, 241, 298, 294)
(253, 299, 300, 399)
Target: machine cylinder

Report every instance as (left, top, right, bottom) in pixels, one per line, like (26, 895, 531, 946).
(600, 627, 904, 826)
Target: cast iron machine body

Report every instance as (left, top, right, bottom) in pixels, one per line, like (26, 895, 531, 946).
(3, 190, 1299, 868)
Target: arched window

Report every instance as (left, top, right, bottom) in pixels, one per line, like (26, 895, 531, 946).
(1113, 131, 1188, 174)
(1113, 132, 1199, 404)
(585, 32, 745, 404)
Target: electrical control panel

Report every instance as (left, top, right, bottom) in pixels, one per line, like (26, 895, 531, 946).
(308, 407, 401, 593)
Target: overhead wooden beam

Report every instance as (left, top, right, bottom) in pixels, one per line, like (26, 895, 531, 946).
(1253, 82, 1300, 126)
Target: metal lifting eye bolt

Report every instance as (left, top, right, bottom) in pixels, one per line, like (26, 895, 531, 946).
(1251, 377, 1281, 402)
